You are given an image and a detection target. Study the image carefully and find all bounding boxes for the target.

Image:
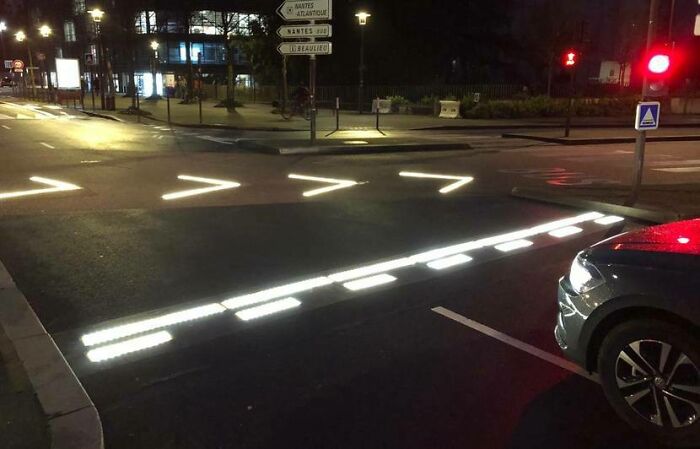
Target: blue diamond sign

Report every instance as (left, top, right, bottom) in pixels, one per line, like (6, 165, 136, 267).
(635, 101, 661, 131)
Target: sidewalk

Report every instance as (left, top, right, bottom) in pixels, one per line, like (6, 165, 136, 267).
(104, 96, 700, 132)
(0, 334, 49, 449)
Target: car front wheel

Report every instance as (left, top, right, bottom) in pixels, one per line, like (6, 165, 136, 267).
(598, 319, 700, 447)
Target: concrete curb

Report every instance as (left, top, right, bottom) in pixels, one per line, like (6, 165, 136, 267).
(502, 132, 700, 145)
(80, 110, 124, 123)
(414, 121, 700, 131)
(0, 260, 104, 449)
(236, 140, 473, 155)
(117, 112, 305, 132)
(510, 187, 688, 224)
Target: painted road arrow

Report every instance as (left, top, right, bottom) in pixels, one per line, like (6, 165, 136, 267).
(277, 0, 332, 21)
(399, 171, 474, 194)
(162, 175, 241, 201)
(277, 24, 332, 39)
(288, 173, 359, 197)
(0, 176, 82, 200)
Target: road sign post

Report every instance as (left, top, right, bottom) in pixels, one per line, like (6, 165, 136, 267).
(276, 0, 332, 146)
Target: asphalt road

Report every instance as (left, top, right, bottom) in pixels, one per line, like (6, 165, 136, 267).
(2, 97, 698, 448)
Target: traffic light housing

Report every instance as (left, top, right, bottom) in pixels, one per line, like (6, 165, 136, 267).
(562, 50, 578, 69)
(643, 49, 674, 97)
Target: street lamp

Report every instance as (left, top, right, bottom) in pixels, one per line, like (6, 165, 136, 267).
(88, 8, 104, 23)
(14, 31, 36, 98)
(88, 8, 109, 109)
(355, 11, 371, 113)
(0, 21, 7, 62)
(39, 24, 51, 38)
(149, 40, 160, 99)
(38, 25, 54, 99)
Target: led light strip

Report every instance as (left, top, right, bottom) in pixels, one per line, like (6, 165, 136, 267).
(87, 331, 172, 362)
(82, 212, 619, 360)
(288, 174, 359, 197)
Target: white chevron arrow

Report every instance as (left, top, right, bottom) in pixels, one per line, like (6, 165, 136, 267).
(162, 175, 241, 201)
(0, 176, 82, 200)
(399, 171, 474, 194)
(288, 173, 359, 197)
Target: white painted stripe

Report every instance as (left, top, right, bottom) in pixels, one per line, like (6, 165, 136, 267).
(329, 258, 413, 283)
(494, 239, 533, 252)
(653, 167, 700, 173)
(86, 331, 172, 362)
(426, 254, 473, 270)
(196, 135, 234, 145)
(40, 142, 55, 149)
(222, 277, 332, 310)
(343, 273, 397, 291)
(431, 306, 598, 382)
(1, 124, 11, 129)
(548, 226, 583, 238)
(594, 215, 624, 225)
(648, 159, 700, 167)
(235, 297, 301, 321)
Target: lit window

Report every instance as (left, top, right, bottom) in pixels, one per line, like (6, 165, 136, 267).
(72, 0, 85, 15)
(63, 21, 76, 43)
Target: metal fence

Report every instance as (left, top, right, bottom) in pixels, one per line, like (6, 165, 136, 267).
(202, 84, 526, 107)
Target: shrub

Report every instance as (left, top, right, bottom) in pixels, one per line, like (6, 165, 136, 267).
(388, 95, 411, 107)
(419, 95, 439, 106)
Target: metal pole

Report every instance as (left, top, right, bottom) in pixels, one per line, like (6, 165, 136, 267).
(668, 0, 676, 41)
(136, 86, 140, 123)
(325, 97, 340, 137)
(564, 69, 575, 137)
(0, 33, 5, 62)
(310, 54, 317, 145)
(628, 0, 659, 206)
(358, 25, 365, 113)
(282, 55, 288, 115)
(167, 93, 171, 125)
(151, 50, 158, 99)
(27, 44, 36, 99)
(91, 72, 96, 111)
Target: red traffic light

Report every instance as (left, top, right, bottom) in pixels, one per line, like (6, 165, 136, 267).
(647, 53, 671, 75)
(562, 50, 578, 68)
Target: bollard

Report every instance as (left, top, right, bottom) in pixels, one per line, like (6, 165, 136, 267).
(167, 94, 171, 125)
(136, 88, 141, 124)
(325, 97, 341, 137)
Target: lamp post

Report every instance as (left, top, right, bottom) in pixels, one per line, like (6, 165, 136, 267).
(15, 31, 36, 98)
(149, 40, 160, 99)
(38, 24, 53, 100)
(355, 11, 370, 113)
(0, 21, 7, 63)
(88, 8, 107, 109)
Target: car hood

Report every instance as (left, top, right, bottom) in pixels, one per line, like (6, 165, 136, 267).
(594, 219, 700, 256)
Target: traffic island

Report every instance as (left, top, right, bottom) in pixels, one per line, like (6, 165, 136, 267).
(510, 184, 700, 224)
(236, 138, 473, 155)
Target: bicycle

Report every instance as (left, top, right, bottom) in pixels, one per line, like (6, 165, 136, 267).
(281, 98, 311, 121)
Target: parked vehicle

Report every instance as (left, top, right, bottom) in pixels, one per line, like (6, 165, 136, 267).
(556, 219, 700, 446)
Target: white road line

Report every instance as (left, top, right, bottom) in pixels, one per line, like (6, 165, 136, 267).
(288, 173, 360, 197)
(40, 142, 55, 149)
(1, 124, 11, 129)
(653, 167, 700, 173)
(431, 306, 598, 382)
(196, 135, 234, 145)
(162, 175, 241, 201)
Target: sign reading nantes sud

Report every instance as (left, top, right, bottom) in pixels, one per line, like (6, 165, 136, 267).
(277, 0, 332, 21)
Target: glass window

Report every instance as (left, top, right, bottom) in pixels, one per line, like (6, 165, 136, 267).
(226, 13, 261, 37)
(72, 0, 85, 15)
(135, 12, 147, 34)
(190, 11, 221, 35)
(64, 21, 76, 43)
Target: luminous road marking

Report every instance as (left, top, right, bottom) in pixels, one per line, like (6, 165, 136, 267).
(654, 167, 700, 173)
(1, 125, 10, 129)
(40, 142, 55, 149)
(0, 176, 82, 200)
(495, 239, 533, 252)
(343, 273, 397, 291)
(87, 331, 173, 362)
(399, 171, 474, 194)
(432, 306, 598, 382)
(288, 174, 359, 197)
(548, 226, 583, 238)
(409, 212, 603, 263)
(80, 212, 614, 359)
(426, 254, 473, 270)
(222, 277, 333, 310)
(329, 258, 414, 283)
(594, 215, 624, 225)
(81, 303, 226, 347)
(235, 297, 301, 321)
(162, 175, 241, 200)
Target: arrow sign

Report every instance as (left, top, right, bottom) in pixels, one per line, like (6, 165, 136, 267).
(399, 171, 474, 194)
(162, 175, 241, 201)
(278, 41, 332, 56)
(288, 174, 359, 197)
(277, 0, 332, 21)
(277, 24, 332, 39)
(0, 176, 82, 200)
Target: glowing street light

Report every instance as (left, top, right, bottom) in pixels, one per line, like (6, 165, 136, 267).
(148, 40, 160, 98)
(0, 21, 6, 32)
(0, 21, 7, 61)
(150, 40, 158, 51)
(39, 24, 51, 38)
(14, 30, 25, 42)
(88, 8, 104, 23)
(355, 11, 371, 113)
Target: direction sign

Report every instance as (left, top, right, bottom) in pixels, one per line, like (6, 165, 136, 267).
(278, 41, 332, 56)
(277, 24, 332, 39)
(277, 0, 332, 21)
(635, 101, 661, 131)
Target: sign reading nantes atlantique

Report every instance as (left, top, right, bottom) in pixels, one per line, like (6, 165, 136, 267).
(277, 0, 332, 21)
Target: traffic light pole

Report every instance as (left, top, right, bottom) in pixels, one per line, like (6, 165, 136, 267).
(628, 0, 659, 206)
(564, 68, 575, 137)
